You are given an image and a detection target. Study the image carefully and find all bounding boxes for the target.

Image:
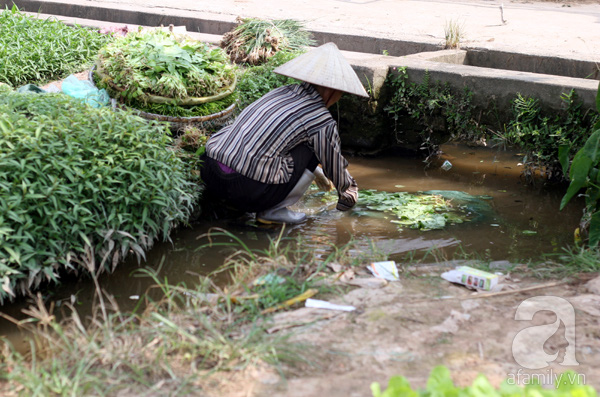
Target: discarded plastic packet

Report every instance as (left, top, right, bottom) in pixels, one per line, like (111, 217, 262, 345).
(305, 298, 356, 312)
(441, 265, 499, 291)
(441, 160, 453, 171)
(367, 261, 399, 281)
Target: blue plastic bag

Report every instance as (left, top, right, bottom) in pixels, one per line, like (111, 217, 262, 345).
(61, 75, 109, 108)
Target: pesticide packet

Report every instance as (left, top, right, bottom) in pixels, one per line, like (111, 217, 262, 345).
(441, 266, 498, 291)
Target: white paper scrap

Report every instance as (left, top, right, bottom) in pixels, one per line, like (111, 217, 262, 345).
(367, 261, 399, 281)
(305, 298, 356, 312)
(440, 270, 462, 284)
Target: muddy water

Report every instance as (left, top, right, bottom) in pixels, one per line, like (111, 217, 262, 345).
(309, 142, 584, 262)
(0, 143, 584, 350)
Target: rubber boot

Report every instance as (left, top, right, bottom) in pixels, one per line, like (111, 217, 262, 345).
(256, 169, 315, 224)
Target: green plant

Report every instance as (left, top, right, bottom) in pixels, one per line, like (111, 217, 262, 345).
(529, 246, 600, 278)
(128, 91, 237, 118)
(0, 83, 12, 94)
(3, 227, 378, 394)
(0, 92, 199, 301)
(504, 91, 597, 181)
(444, 19, 464, 49)
(559, 82, 600, 246)
(195, 228, 333, 319)
(384, 67, 484, 159)
(372, 366, 593, 396)
(235, 49, 303, 110)
(0, 6, 112, 87)
(0, 270, 295, 395)
(221, 17, 314, 65)
(95, 29, 235, 114)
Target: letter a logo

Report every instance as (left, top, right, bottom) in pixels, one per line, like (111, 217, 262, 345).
(512, 296, 579, 369)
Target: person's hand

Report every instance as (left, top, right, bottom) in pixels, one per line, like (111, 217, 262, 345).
(314, 166, 334, 191)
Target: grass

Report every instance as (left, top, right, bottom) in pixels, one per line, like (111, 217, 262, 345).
(444, 19, 464, 49)
(0, 226, 597, 394)
(528, 246, 600, 279)
(0, 228, 389, 395)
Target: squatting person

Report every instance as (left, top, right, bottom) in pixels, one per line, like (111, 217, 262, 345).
(201, 42, 369, 224)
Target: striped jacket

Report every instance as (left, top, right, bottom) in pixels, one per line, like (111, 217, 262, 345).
(205, 82, 358, 210)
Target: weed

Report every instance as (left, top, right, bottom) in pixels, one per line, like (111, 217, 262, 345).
(0, 227, 394, 394)
(384, 67, 485, 160)
(444, 19, 464, 49)
(502, 91, 598, 181)
(0, 258, 294, 394)
(529, 246, 600, 279)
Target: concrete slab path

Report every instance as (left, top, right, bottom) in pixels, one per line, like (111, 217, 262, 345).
(22, 0, 600, 61)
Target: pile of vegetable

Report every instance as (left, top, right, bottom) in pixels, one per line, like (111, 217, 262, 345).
(0, 91, 199, 302)
(221, 17, 314, 65)
(94, 29, 236, 117)
(0, 6, 111, 88)
(236, 49, 302, 110)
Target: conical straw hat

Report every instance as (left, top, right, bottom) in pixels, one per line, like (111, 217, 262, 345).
(273, 43, 369, 98)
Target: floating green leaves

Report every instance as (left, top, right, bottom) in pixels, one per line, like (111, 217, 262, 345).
(0, 6, 112, 87)
(358, 190, 472, 231)
(298, 187, 491, 231)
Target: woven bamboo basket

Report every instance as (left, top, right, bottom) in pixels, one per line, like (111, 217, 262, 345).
(89, 67, 237, 133)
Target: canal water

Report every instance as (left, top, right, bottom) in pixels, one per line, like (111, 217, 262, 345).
(0, 143, 584, 350)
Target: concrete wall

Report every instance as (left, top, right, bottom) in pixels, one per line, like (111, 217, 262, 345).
(3, 0, 598, 154)
(465, 49, 600, 81)
(346, 48, 598, 124)
(339, 49, 598, 153)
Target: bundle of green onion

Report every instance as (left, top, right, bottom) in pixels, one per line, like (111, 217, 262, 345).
(221, 18, 314, 65)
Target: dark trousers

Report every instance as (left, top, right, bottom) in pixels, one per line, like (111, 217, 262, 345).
(200, 144, 318, 213)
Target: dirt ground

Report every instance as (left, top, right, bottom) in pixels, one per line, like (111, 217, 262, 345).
(32, 2, 600, 391)
(211, 266, 600, 396)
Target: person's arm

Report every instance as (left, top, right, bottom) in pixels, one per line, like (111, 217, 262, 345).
(311, 124, 358, 211)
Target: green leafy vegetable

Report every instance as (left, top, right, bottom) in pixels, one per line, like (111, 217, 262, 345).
(0, 92, 199, 302)
(372, 366, 593, 396)
(96, 29, 235, 103)
(236, 50, 303, 110)
(0, 6, 112, 87)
